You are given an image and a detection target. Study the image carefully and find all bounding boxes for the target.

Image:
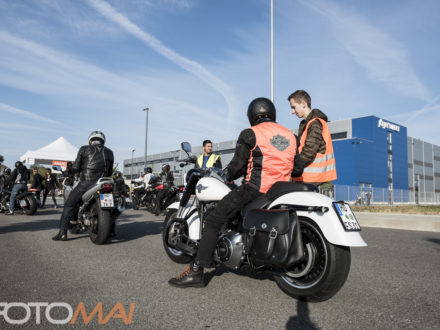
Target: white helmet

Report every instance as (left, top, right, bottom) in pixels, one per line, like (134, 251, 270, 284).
(88, 131, 106, 145)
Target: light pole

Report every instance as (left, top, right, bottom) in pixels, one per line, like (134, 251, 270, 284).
(143, 108, 150, 168)
(270, 0, 274, 102)
(131, 148, 135, 180)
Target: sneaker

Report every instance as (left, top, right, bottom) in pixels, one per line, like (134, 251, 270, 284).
(5, 210, 14, 216)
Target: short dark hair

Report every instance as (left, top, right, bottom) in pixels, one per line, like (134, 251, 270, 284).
(203, 140, 212, 147)
(288, 90, 311, 109)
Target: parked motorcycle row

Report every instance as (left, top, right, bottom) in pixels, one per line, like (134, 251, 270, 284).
(131, 179, 184, 214)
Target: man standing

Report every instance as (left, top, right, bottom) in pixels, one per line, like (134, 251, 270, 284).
(195, 140, 222, 169)
(6, 161, 30, 215)
(41, 168, 60, 208)
(31, 168, 44, 207)
(52, 131, 114, 241)
(288, 90, 337, 185)
(168, 98, 297, 287)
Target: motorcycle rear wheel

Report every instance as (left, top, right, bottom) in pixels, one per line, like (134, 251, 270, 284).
(274, 217, 351, 302)
(22, 195, 37, 215)
(89, 203, 112, 245)
(132, 195, 139, 210)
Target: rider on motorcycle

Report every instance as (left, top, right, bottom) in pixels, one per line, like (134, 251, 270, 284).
(52, 131, 114, 241)
(0, 168, 12, 212)
(5, 161, 30, 215)
(169, 97, 298, 287)
(133, 167, 154, 195)
(154, 164, 174, 216)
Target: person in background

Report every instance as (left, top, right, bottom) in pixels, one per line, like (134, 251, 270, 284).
(288, 90, 337, 185)
(195, 140, 222, 169)
(6, 161, 30, 215)
(31, 168, 44, 207)
(154, 164, 174, 216)
(41, 168, 60, 208)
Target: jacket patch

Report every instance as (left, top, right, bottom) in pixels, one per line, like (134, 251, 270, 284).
(270, 135, 290, 151)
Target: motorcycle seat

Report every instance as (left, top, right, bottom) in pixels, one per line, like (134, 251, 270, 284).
(266, 181, 318, 201)
(241, 194, 271, 217)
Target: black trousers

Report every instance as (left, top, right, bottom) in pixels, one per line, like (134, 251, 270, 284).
(59, 181, 93, 230)
(155, 188, 169, 214)
(42, 187, 57, 207)
(195, 184, 262, 267)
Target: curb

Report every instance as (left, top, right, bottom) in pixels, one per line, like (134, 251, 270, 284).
(355, 212, 440, 232)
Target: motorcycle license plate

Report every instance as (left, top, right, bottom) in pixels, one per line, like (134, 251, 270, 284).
(332, 202, 361, 231)
(100, 193, 114, 208)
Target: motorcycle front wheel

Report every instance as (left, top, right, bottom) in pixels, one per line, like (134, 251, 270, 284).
(274, 217, 351, 302)
(89, 203, 112, 245)
(162, 210, 193, 264)
(131, 195, 139, 210)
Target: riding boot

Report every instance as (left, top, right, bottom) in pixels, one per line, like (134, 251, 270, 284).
(52, 230, 67, 241)
(168, 262, 205, 288)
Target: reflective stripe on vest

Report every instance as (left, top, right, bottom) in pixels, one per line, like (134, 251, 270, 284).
(292, 117, 337, 183)
(197, 154, 219, 168)
(245, 122, 297, 193)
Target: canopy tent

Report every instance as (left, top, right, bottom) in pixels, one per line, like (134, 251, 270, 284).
(20, 137, 78, 168)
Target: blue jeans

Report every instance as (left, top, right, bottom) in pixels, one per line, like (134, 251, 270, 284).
(10, 184, 27, 212)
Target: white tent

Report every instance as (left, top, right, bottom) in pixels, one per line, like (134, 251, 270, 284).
(20, 137, 78, 166)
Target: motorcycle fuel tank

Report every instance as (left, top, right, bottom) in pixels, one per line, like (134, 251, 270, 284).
(196, 177, 231, 202)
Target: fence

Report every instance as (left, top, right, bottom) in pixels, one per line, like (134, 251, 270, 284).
(333, 184, 440, 204)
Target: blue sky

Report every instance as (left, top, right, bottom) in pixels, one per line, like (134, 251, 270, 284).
(1, 0, 439, 169)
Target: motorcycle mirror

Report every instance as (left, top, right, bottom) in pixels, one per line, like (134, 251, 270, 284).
(181, 142, 192, 154)
(179, 163, 185, 168)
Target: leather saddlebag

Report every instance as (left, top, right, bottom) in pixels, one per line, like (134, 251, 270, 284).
(243, 208, 303, 267)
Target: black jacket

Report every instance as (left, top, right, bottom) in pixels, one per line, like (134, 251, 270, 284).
(159, 171, 174, 188)
(11, 165, 30, 184)
(44, 174, 59, 191)
(32, 173, 44, 189)
(226, 118, 299, 183)
(72, 144, 114, 182)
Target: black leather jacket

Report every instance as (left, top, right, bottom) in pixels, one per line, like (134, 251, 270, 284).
(159, 171, 174, 188)
(72, 144, 114, 182)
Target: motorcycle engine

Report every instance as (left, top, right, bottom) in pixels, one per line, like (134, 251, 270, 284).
(214, 230, 245, 269)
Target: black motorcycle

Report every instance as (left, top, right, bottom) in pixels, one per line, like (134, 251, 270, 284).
(0, 173, 37, 215)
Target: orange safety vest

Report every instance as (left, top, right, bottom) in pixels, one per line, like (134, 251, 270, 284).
(292, 117, 337, 183)
(245, 122, 297, 193)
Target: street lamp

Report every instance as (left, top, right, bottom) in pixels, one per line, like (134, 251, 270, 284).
(131, 148, 135, 180)
(143, 108, 150, 168)
(270, 0, 274, 102)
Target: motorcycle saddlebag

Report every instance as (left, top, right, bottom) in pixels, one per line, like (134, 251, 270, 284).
(243, 208, 303, 268)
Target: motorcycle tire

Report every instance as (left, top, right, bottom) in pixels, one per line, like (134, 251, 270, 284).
(23, 195, 37, 215)
(89, 203, 112, 245)
(162, 210, 192, 264)
(274, 217, 351, 302)
(132, 196, 139, 210)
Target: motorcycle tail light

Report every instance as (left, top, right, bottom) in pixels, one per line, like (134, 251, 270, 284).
(102, 183, 113, 192)
(179, 186, 185, 192)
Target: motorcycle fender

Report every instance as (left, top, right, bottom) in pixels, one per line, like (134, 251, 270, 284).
(16, 191, 33, 199)
(269, 192, 367, 247)
(167, 203, 200, 241)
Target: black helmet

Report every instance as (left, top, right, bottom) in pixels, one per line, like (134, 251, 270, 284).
(4, 168, 11, 175)
(15, 161, 23, 168)
(88, 131, 106, 145)
(144, 167, 152, 174)
(162, 164, 170, 171)
(247, 97, 276, 126)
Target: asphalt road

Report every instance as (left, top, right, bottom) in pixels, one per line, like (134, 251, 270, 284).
(0, 203, 439, 329)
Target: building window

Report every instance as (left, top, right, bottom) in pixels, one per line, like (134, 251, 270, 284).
(331, 132, 347, 140)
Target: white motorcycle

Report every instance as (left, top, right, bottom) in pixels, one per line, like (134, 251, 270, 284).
(164, 142, 367, 302)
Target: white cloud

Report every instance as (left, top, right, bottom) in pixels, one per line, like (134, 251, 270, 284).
(301, 0, 431, 102)
(85, 0, 239, 130)
(0, 102, 63, 125)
